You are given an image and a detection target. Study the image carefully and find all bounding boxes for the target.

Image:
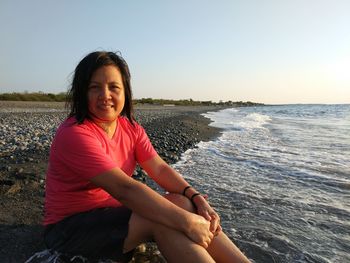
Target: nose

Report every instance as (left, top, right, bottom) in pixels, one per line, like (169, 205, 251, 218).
(99, 86, 111, 100)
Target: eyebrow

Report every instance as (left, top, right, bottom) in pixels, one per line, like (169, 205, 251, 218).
(89, 81, 122, 85)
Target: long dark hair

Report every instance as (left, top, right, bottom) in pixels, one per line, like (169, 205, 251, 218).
(67, 51, 134, 124)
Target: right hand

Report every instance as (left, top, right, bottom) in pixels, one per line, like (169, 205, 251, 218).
(192, 194, 222, 236)
(185, 213, 214, 248)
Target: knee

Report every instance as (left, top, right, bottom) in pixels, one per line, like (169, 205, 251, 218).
(164, 193, 195, 213)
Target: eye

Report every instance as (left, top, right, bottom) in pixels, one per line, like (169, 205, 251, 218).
(110, 85, 121, 91)
(88, 84, 99, 90)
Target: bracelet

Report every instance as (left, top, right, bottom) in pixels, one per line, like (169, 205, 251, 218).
(182, 186, 192, 196)
(190, 193, 201, 203)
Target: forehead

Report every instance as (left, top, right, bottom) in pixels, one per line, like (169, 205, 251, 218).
(90, 65, 122, 81)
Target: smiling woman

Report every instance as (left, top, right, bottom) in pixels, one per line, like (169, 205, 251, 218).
(67, 51, 134, 126)
(88, 66, 125, 120)
(87, 66, 126, 137)
(32, 51, 251, 263)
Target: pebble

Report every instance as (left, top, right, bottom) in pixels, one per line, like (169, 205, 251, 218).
(1, 106, 219, 168)
(0, 111, 66, 157)
(0, 104, 222, 263)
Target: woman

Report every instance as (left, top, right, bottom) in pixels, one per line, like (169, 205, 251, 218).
(43, 51, 251, 263)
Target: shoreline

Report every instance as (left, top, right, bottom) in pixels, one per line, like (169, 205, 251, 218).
(0, 102, 226, 262)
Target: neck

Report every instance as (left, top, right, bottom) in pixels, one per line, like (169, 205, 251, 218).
(90, 116, 118, 138)
(98, 122, 117, 138)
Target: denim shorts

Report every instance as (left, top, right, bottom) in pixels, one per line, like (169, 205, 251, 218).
(44, 206, 134, 262)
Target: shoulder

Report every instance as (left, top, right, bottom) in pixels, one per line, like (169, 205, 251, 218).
(63, 116, 104, 131)
(118, 117, 149, 143)
(118, 116, 143, 132)
(55, 117, 101, 143)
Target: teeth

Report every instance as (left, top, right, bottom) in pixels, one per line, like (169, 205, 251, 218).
(100, 105, 113, 109)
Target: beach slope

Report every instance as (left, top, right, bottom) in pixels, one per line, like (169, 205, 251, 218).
(0, 101, 224, 262)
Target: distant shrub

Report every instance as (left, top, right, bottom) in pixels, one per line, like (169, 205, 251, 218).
(0, 92, 264, 106)
(133, 98, 264, 106)
(0, 92, 67, 102)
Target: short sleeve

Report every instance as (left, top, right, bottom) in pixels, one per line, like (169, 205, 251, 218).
(134, 123, 158, 163)
(53, 124, 117, 180)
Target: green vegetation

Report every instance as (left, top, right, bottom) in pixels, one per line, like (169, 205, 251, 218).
(134, 98, 263, 106)
(0, 92, 264, 106)
(0, 92, 66, 102)
(135, 97, 213, 106)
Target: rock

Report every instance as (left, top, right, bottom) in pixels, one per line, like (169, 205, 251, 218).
(0, 104, 224, 262)
(6, 182, 21, 195)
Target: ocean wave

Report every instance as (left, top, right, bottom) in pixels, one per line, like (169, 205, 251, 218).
(176, 105, 350, 263)
(203, 108, 272, 131)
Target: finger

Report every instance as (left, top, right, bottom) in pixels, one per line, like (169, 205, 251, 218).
(211, 212, 221, 223)
(212, 212, 221, 227)
(210, 212, 217, 221)
(201, 241, 209, 249)
(209, 214, 219, 233)
(202, 194, 208, 200)
(207, 232, 214, 246)
(214, 224, 222, 236)
(200, 210, 211, 221)
(210, 219, 218, 233)
(209, 231, 214, 240)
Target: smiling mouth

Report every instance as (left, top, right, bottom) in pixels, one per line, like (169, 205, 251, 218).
(99, 104, 114, 110)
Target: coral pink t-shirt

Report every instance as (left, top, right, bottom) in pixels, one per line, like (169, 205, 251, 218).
(43, 116, 157, 225)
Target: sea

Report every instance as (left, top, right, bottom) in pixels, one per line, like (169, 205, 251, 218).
(173, 104, 350, 263)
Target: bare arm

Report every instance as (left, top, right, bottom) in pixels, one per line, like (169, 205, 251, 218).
(140, 155, 190, 194)
(89, 167, 213, 247)
(140, 154, 222, 235)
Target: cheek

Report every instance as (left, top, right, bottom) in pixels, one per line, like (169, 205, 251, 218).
(118, 91, 126, 104)
(116, 94, 125, 112)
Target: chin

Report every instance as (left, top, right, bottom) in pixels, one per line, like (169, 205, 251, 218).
(90, 113, 118, 122)
(102, 116, 118, 121)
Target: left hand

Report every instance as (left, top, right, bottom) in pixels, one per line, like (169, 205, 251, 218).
(194, 195, 222, 236)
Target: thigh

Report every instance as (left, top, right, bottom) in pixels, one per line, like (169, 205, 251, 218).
(122, 212, 156, 253)
(123, 193, 194, 252)
(124, 207, 216, 263)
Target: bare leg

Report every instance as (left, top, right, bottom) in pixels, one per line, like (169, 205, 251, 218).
(123, 194, 250, 263)
(164, 194, 251, 263)
(151, 217, 215, 263)
(207, 231, 251, 263)
(123, 212, 214, 263)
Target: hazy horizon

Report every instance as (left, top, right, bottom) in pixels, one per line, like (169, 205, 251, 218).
(1, 1, 349, 104)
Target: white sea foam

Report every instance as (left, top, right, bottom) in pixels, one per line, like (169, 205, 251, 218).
(202, 108, 239, 129)
(203, 108, 271, 130)
(238, 113, 271, 129)
(176, 104, 350, 263)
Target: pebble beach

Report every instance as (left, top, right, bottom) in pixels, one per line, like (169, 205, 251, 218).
(0, 101, 225, 262)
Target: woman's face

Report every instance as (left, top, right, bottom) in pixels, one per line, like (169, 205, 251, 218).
(87, 65, 125, 122)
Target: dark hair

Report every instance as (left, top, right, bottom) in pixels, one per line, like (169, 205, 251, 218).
(67, 51, 134, 124)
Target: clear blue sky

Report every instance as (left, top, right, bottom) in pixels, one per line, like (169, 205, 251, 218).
(1, 0, 349, 104)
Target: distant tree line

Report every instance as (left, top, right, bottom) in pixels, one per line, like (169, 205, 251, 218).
(0, 92, 66, 102)
(0, 92, 264, 106)
(135, 98, 213, 106)
(134, 98, 263, 106)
